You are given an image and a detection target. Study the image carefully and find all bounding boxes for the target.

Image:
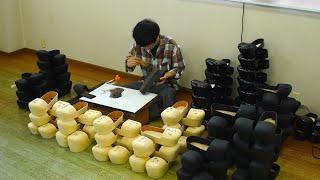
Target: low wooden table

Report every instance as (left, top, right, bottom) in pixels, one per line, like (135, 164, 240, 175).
(80, 83, 158, 125)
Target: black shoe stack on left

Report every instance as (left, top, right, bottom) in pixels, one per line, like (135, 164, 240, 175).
(177, 136, 230, 180)
(36, 50, 72, 97)
(236, 39, 269, 105)
(15, 73, 35, 110)
(205, 58, 234, 105)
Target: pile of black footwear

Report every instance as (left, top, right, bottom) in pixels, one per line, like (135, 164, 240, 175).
(232, 112, 280, 180)
(36, 50, 72, 97)
(294, 113, 320, 143)
(236, 39, 269, 105)
(191, 58, 235, 124)
(15, 50, 72, 110)
(177, 137, 231, 180)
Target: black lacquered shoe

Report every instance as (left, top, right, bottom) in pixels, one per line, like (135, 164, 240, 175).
(254, 121, 277, 145)
(181, 150, 204, 174)
(191, 80, 212, 98)
(176, 168, 193, 180)
(36, 49, 60, 61)
(294, 114, 315, 138)
(238, 38, 268, 59)
(205, 58, 234, 75)
(238, 54, 269, 70)
(234, 117, 255, 142)
(192, 94, 212, 109)
(237, 66, 267, 83)
(232, 169, 250, 180)
(205, 69, 233, 86)
(237, 88, 261, 104)
(207, 116, 228, 139)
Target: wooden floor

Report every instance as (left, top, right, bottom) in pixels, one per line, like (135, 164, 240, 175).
(0, 50, 319, 179)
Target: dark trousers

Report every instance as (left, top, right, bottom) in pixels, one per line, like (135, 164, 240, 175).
(124, 81, 176, 120)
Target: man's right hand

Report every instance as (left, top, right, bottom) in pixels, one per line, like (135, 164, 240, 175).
(126, 54, 141, 68)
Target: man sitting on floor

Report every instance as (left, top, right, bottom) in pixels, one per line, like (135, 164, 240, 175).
(125, 19, 185, 120)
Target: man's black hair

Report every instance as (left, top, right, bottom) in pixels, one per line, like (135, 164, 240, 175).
(133, 19, 160, 47)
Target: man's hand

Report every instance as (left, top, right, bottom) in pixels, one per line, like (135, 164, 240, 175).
(126, 54, 149, 68)
(156, 72, 175, 85)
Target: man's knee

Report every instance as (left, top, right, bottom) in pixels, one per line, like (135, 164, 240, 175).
(158, 87, 176, 99)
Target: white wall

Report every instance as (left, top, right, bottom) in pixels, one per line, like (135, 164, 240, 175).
(19, 0, 320, 113)
(0, 0, 24, 53)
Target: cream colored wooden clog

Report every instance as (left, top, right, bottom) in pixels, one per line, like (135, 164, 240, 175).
(116, 135, 141, 151)
(181, 108, 205, 127)
(28, 91, 58, 116)
(145, 157, 169, 178)
(27, 122, 39, 135)
(132, 136, 155, 158)
(155, 143, 180, 162)
(92, 144, 111, 161)
(57, 119, 81, 135)
(162, 123, 184, 132)
(129, 155, 149, 173)
(29, 113, 51, 126)
(56, 101, 88, 120)
(67, 131, 90, 153)
(183, 125, 205, 137)
(94, 132, 117, 147)
(172, 101, 189, 118)
(93, 111, 124, 135)
(161, 107, 182, 126)
(178, 136, 187, 154)
(116, 119, 141, 138)
(78, 109, 102, 125)
(38, 123, 57, 139)
(56, 131, 68, 147)
(49, 101, 70, 117)
(82, 125, 95, 140)
(108, 145, 131, 164)
(141, 125, 182, 147)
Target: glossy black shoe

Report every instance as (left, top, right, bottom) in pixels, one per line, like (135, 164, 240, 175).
(249, 161, 271, 180)
(237, 88, 261, 104)
(54, 63, 69, 74)
(232, 169, 250, 180)
(52, 54, 66, 66)
(36, 49, 60, 61)
(294, 114, 315, 138)
(205, 58, 234, 75)
(205, 69, 233, 86)
(238, 38, 268, 59)
(192, 171, 215, 180)
(181, 150, 204, 174)
(207, 116, 228, 139)
(211, 103, 256, 126)
(254, 120, 277, 146)
(207, 161, 228, 180)
(251, 143, 275, 163)
(176, 168, 193, 180)
(269, 163, 280, 180)
(234, 117, 255, 142)
(211, 84, 232, 97)
(191, 80, 212, 98)
(238, 54, 269, 70)
(237, 66, 267, 83)
(192, 94, 212, 109)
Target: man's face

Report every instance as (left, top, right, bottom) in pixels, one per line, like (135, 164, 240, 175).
(142, 36, 160, 50)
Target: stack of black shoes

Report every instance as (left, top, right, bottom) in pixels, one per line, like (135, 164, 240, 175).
(191, 80, 213, 123)
(259, 90, 301, 144)
(236, 39, 269, 105)
(205, 58, 234, 104)
(294, 113, 320, 143)
(232, 112, 280, 180)
(177, 136, 230, 180)
(36, 50, 72, 97)
(15, 73, 39, 110)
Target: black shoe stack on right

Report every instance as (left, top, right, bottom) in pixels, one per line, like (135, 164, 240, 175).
(294, 113, 320, 143)
(249, 112, 280, 180)
(36, 50, 72, 97)
(205, 58, 234, 105)
(236, 39, 269, 105)
(177, 136, 230, 180)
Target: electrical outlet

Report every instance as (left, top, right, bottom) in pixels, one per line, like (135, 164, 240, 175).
(40, 39, 46, 48)
(290, 91, 302, 102)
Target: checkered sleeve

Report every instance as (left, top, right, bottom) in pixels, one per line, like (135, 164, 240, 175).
(169, 45, 185, 79)
(125, 45, 136, 72)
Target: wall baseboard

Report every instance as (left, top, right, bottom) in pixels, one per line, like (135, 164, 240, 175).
(21, 48, 192, 94)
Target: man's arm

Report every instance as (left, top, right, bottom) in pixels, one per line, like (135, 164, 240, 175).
(168, 45, 185, 79)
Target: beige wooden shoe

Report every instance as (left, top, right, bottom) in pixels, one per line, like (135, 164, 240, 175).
(27, 122, 39, 135)
(28, 91, 58, 116)
(183, 125, 205, 137)
(67, 131, 90, 153)
(154, 143, 180, 162)
(116, 119, 141, 138)
(56, 131, 68, 147)
(49, 101, 70, 117)
(38, 123, 57, 139)
(129, 155, 149, 173)
(172, 101, 189, 118)
(162, 123, 184, 132)
(181, 108, 205, 127)
(141, 125, 182, 147)
(29, 113, 51, 126)
(82, 125, 96, 140)
(132, 136, 155, 158)
(145, 157, 169, 178)
(108, 145, 131, 164)
(116, 135, 141, 151)
(56, 101, 88, 120)
(95, 132, 117, 147)
(57, 119, 81, 135)
(78, 109, 102, 125)
(161, 107, 181, 126)
(178, 136, 187, 154)
(93, 112, 124, 135)
(92, 144, 111, 161)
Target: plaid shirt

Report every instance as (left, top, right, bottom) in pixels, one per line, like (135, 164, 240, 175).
(126, 35, 185, 89)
